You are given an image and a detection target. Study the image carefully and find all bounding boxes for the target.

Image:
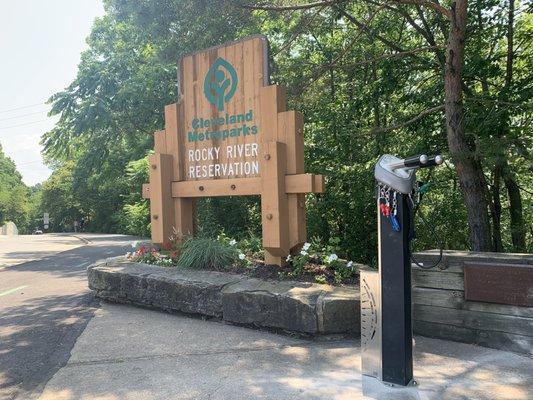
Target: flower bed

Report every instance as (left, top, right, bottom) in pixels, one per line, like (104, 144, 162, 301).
(126, 234, 362, 286)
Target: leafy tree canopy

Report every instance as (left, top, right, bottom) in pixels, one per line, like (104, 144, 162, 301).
(37, 0, 532, 261)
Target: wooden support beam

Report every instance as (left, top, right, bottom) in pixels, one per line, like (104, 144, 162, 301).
(261, 142, 290, 265)
(314, 174, 325, 193)
(260, 85, 289, 265)
(281, 111, 304, 173)
(165, 103, 194, 239)
(173, 178, 261, 198)
(143, 174, 324, 199)
(148, 153, 175, 245)
(285, 174, 324, 193)
(153, 130, 167, 153)
(260, 86, 286, 138)
(142, 183, 150, 199)
(278, 110, 306, 251)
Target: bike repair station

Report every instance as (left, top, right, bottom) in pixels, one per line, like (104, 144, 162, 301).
(361, 153, 443, 387)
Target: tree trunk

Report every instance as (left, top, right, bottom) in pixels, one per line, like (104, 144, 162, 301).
(503, 168, 526, 252)
(490, 167, 504, 251)
(501, 0, 525, 252)
(444, 0, 492, 250)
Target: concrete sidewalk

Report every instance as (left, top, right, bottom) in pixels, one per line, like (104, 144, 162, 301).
(38, 303, 532, 400)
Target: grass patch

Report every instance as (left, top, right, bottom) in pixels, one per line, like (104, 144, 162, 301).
(178, 237, 237, 269)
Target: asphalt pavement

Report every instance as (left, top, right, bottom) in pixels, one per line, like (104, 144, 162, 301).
(0, 234, 137, 400)
(0, 234, 83, 268)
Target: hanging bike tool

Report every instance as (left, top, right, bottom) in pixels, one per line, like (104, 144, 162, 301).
(361, 153, 443, 386)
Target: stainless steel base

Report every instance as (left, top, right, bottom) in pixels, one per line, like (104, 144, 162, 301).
(360, 270, 381, 380)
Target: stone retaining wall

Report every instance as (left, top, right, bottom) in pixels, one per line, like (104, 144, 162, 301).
(88, 252, 532, 354)
(88, 259, 360, 335)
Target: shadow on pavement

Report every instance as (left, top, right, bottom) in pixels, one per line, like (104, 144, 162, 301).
(3, 237, 135, 278)
(37, 303, 533, 400)
(0, 293, 98, 400)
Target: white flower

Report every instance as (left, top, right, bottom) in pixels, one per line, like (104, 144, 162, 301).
(327, 254, 338, 262)
(286, 255, 292, 262)
(302, 242, 311, 251)
(300, 250, 308, 256)
(131, 241, 138, 249)
(125, 252, 131, 259)
(238, 253, 246, 260)
(347, 261, 354, 269)
(229, 239, 237, 246)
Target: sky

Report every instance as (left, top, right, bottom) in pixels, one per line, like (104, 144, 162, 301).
(0, 0, 105, 186)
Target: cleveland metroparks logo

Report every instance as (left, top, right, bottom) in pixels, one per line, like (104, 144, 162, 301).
(203, 57, 238, 111)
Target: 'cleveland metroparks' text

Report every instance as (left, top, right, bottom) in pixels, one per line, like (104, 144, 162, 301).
(187, 109, 258, 142)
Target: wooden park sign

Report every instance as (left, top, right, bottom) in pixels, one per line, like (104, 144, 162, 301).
(142, 35, 324, 265)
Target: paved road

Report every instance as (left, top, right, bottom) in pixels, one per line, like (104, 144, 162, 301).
(0, 234, 137, 400)
(0, 234, 83, 268)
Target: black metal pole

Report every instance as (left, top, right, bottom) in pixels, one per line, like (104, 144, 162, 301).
(378, 192, 413, 386)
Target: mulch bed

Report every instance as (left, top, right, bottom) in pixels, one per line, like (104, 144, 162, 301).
(202, 261, 359, 286)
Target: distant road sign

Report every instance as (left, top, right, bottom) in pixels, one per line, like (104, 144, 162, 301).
(44, 224, 49, 230)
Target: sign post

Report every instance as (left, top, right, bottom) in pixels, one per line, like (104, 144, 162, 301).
(43, 213, 49, 230)
(143, 35, 323, 265)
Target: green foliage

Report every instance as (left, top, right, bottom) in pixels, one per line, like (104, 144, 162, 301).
(237, 234, 263, 259)
(117, 202, 150, 236)
(115, 156, 150, 237)
(286, 240, 358, 284)
(196, 196, 261, 240)
(217, 231, 264, 260)
(0, 143, 41, 233)
(215, 231, 261, 267)
(41, 162, 83, 231)
(177, 237, 238, 269)
(36, 0, 531, 261)
(290, 252, 308, 277)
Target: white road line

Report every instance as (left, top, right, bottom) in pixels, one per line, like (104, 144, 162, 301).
(0, 285, 28, 297)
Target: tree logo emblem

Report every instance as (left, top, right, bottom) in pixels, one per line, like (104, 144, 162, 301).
(203, 57, 238, 111)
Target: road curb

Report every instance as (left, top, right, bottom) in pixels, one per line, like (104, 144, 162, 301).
(87, 259, 361, 335)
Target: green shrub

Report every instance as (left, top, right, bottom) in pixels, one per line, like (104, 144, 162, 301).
(286, 240, 358, 284)
(237, 234, 263, 259)
(117, 202, 150, 237)
(178, 237, 237, 269)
